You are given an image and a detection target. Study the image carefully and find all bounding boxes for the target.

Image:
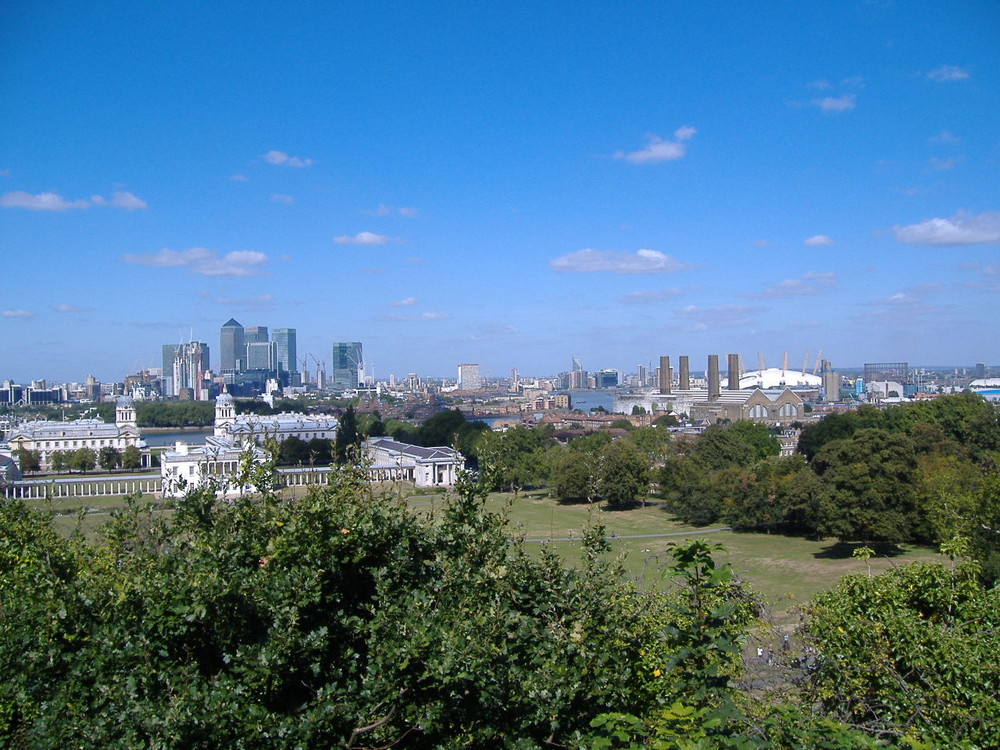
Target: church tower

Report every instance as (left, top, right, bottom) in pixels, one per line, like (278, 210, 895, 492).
(115, 396, 137, 429)
(215, 391, 237, 437)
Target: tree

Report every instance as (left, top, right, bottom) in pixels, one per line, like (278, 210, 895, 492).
(49, 450, 70, 473)
(477, 425, 554, 492)
(278, 435, 310, 465)
(550, 448, 594, 503)
(810, 429, 917, 544)
(334, 404, 360, 464)
(70, 447, 97, 474)
(805, 561, 1000, 747)
(98, 446, 121, 472)
(595, 440, 650, 508)
(122, 445, 142, 471)
(0, 475, 669, 748)
(14, 448, 40, 474)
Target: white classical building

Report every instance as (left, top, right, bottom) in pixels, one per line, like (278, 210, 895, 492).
(160, 396, 464, 496)
(160, 437, 270, 498)
(364, 437, 465, 487)
(212, 392, 339, 444)
(4, 397, 150, 470)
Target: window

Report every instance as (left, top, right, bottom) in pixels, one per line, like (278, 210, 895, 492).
(749, 404, 767, 419)
(779, 403, 797, 417)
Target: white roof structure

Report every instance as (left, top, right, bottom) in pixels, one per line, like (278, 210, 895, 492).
(738, 368, 821, 389)
(970, 378, 1000, 389)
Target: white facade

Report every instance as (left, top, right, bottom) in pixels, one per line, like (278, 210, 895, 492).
(212, 393, 339, 444)
(4, 397, 149, 470)
(457, 363, 482, 391)
(364, 437, 464, 487)
(160, 437, 269, 498)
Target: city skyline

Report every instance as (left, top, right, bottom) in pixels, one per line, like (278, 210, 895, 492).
(2, 2, 998, 384)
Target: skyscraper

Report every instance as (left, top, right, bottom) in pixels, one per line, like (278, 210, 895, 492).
(220, 318, 244, 371)
(273, 328, 297, 375)
(170, 341, 210, 399)
(244, 326, 268, 344)
(332, 342, 362, 389)
(245, 341, 277, 371)
(458, 363, 482, 390)
(162, 343, 181, 395)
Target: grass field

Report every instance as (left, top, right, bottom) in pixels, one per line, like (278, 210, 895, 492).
(477, 490, 944, 623)
(26, 483, 944, 623)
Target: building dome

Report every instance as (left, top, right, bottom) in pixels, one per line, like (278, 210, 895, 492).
(116, 395, 135, 407)
(738, 367, 821, 389)
(217, 392, 235, 404)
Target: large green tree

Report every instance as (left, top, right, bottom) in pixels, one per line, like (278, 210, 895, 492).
(805, 561, 1000, 747)
(810, 429, 918, 544)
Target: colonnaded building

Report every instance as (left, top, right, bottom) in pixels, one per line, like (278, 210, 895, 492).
(4, 397, 152, 470)
(160, 394, 465, 497)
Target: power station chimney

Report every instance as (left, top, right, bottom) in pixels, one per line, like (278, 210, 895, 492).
(658, 356, 672, 394)
(679, 355, 690, 390)
(708, 354, 721, 400)
(728, 353, 741, 390)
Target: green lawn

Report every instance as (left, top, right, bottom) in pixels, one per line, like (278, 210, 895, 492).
(26, 483, 945, 622)
(478, 490, 944, 623)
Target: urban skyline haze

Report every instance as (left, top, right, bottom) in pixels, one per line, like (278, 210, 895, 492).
(2, 2, 998, 384)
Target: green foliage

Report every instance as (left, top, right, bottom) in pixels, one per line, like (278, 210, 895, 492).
(595, 440, 650, 507)
(478, 425, 555, 492)
(0, 479, 661, 748)
(811, 429, 917, 543)
(14, 448, 40, 474)
(69, 447, 97, 474)
(805, 562, 1000, 747)
(121, 445, 142, 471)
(98, 446, 121, 472)
(135, 401, 216, 428)
(333, 404, 360, 464)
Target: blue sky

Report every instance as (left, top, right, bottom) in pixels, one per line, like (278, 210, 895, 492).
(2, 1, 998, 384)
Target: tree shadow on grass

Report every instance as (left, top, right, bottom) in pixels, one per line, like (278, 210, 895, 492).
(812, 541, 907, 560)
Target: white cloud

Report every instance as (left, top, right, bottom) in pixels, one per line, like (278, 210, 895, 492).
(804, 235, 835, 246)
(894, 211, 1000, 246)
(619, 288, 683, 304)
(120, 247, 270, 277)
(1, 190, 147, 211)
(379, 311, 449, 322)
(52, 303, 94, 313)
(333, 231, 391, 245)
(807, 79, 831, 90)
(366, 204, 418, 217)
(551, 248, 690, 274)
(752, 239, 770, 247)
(813, 94, 856, 112)
(1, 191, 91, 211)
(930, 130, 960, 144)
(229, 173, 249, 182)
(803, 271, 837, 281)
(752, 280, 820, 299)
(262, 150, 314, 167)
(0, 168, 11, 177)
(2, 309, 34, 318)
(927, 65, 969, 82)
(389, 296, 417, 307)
(110, 191, 148, 210)
(270, 193, 294, 204)
(615, 126, 696, 164)
(673, 304, 767, 330)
